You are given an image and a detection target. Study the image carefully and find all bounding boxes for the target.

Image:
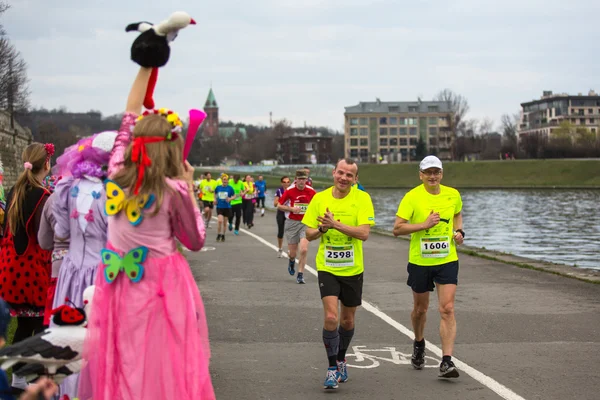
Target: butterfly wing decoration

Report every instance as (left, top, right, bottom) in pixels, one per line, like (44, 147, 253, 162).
(101, 249, 122, 283)
(125, 194, 155, 226)
(121, 246, 148, 283)
(105, 180, 125, 216)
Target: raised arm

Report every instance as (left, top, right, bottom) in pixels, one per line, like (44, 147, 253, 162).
(108, 67, 152, 177)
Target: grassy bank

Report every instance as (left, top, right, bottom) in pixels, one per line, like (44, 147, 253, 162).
(356, 159, 600, 188)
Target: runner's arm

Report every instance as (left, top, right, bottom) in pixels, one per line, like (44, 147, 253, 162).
(392, 216, 427, 236)
(453, 211, 463, 231)
(305, 227, 322, 241)
(331, 222, 371, 242)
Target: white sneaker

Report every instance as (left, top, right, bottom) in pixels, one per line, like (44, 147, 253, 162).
(277, 249, 283, 258)
(12, 374, 27, 390)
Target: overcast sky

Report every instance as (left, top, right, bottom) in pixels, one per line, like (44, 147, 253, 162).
(3, 0, 599, 130)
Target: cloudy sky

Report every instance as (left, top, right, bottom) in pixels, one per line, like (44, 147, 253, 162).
(2, 0, 598, 130)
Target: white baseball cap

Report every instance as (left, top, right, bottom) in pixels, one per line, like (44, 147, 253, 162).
(419, 155, 443, 171)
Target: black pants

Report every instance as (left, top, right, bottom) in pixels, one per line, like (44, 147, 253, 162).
(276, 211, 286, 239)
(257, 197, 266, 208)
(12, 316, 45, 374)
(242, 199, 254, 226)
(228, 203, 242, 230)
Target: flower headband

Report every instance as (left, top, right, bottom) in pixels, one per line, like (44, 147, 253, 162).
(23, 143, 55, 170)
(135, 108, 183, 140)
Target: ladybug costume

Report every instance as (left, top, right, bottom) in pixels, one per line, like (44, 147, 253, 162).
(0, 186, 51, 316)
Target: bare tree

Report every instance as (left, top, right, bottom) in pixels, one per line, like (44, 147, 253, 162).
(0, 1, 9, 36)
(500, 112, 519, 155)
(434, 89, 470, 160)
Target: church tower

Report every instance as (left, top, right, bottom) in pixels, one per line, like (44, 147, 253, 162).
(203, 88, 219, 137)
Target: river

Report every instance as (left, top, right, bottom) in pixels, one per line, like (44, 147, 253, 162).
(266, 188, 600, 270)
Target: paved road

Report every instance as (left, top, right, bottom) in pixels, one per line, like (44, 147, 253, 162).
(186, 212, 600, 400)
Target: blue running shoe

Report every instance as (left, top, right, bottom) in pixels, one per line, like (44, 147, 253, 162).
(336, 359, 348, 383)
(288, 259, 295, 276)
(323, 367, 339, 390)
(228, 223, 233, 231)
(296, 272, 305, 284)
(234, 230, 239, 235)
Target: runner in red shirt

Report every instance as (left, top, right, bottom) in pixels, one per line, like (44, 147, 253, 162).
(277, 169, 316, 284)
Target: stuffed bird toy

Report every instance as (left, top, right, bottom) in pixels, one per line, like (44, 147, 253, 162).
(126, 11, 196, 109)
(0, 286, 95, 383)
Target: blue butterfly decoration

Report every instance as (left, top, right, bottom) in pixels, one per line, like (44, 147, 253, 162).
(70, 186, 79, 198)
(91, 191, 101, 199)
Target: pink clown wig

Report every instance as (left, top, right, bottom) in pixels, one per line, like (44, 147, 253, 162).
(53, 132, 117, 179)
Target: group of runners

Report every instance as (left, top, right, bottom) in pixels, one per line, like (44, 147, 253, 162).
(196, 155, 465, 390)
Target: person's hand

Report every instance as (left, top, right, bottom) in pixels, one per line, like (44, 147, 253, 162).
(292, 207, 303, 214)
(454, 231, 464, 245)
(183, 161, 195, 187)
(19, 377, 58, 400)
(316, 208, 336, 230)
(423, 210, 440, 229)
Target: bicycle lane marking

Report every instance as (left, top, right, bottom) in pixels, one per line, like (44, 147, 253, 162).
(345, 345, 439, 369)
(236, 226, 528, 400)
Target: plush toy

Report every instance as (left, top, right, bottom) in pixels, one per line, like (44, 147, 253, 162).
(126, 11, 196, 110)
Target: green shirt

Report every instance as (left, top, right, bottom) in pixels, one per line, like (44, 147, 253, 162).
(199, 179, 217, 202)
(229, 180, 245, 205)
(302, 186, 375, 277)
(396, 184, 462, 266)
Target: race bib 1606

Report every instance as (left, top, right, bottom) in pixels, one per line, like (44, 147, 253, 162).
(420, 236, 450, 258)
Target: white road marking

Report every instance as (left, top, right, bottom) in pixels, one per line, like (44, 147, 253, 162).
(235, 224, 528, 400)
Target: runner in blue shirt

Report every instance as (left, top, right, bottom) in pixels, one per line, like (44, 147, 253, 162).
(214, 175, 236, 242)
(255, 175, 267, 217)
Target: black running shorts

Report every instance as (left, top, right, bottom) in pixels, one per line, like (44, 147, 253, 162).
(202, 201, 214, 209)
(216, 208, 231, 218)
(318, 271, 363, 307)
(407, 261, 459, 293)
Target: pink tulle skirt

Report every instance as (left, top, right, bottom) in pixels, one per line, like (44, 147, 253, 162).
(78, 242, 215, 400)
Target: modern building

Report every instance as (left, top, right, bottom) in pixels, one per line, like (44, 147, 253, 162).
(518, 90, 600, 139)
(344, 99, 453, 163)
(276, 131, 332, 165)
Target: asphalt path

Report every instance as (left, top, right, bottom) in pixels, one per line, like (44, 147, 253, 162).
(186, 212, 600, 400)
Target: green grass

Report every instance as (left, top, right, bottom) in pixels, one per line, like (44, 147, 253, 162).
(355, 159, 600, 188)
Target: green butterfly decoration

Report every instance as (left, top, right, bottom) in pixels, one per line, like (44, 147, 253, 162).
(101, 246, 148, 283)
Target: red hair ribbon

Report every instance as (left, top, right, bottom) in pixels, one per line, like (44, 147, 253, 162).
(131, 136, 167, 195)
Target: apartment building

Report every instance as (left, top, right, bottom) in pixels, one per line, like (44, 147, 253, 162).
(519, 90, 600, 139)
(276, 131, 333, 165)
(344, 99, 453, 163)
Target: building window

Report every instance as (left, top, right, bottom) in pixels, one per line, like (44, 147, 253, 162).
(305, 142, 314, 151)
(350, 139, 358, 146)
(350, 149, 358, 157)
(428, 117, 438, 125)
(580, 119, 586, 125)
(408, 106, 418, 112)
(350, 128, 358, 136)
(429, 138, 437, 146)
(360, 138, 368, 146)
(400, 148, 408, 158)
(390, 138, 398, 146)
(578, 109, 584, 116)
(389, 127, 398, 135)
(399, 118, 406, 125)
(359, 149, 368, 158)
(428, 106, 438, 112)
(380, 148, 389, 155)
(360, 127, 368, 136)
(400, 127, 407, 135)
(592, 128, 597, 134)
(400, 138, 407, 146)
(407, 118, 417, 125)
(380, 117, 388, 125)
(380, 138, 388, 146)
(429, 127, 438, 135)
(389, 117, 398, 125)
(409, 138, 417, 145)
(589, 109, 594, 114)
(590, 119, 595, 124)
(350, 118, 359, 125)
(409, 127, 417, 135)
(388, 106, 399, 112)
(380, 127, 388, 135)
(359, 117, 368, 125)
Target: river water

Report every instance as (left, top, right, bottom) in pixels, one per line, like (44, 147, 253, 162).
(267, 188, 600, 270)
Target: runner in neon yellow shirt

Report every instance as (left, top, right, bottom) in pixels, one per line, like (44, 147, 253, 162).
(199, 172, 218, 228)
(303, 158, 375, 390)
(393, 155, 464, 379)
(228, 175, 246, 235)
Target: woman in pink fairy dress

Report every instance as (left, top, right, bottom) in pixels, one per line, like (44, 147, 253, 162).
(79, 66, 215, 400)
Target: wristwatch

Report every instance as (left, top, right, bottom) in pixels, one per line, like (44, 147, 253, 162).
(455, 229, 465, 238)
(318, 226, 328, 234)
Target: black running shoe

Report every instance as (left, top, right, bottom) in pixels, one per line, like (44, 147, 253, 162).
(216, 234, 221, 241)
(438, 360, 459, 378)
(221, 235, 225, 242)
(411, 342, 425, 370)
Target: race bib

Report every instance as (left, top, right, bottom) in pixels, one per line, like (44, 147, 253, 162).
(420, 236, 450, 258)
(325, 245, 355, 267)
(217, 191, 228, 200)
(295, 203, 309, 214)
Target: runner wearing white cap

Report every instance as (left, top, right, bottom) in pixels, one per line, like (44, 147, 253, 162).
(392, 155, 465, 379)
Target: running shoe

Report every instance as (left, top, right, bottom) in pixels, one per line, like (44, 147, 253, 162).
(261, 209, 265, 217)
(221, 235, 226, 242)
(277, 249, 283, 258)
(228, 223, 233, 231)
(296, 272, 305, 284)
(336, 359, 348, 383)
(323, 367, 339, 390)
(288, 259, 295, 275)
(438, 359, 459, 378)
(216, 235, 221, 242)
(411, 341, 425, 370)
(234, 230, 239, 235)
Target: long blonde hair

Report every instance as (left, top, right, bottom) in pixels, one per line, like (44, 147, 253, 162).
(112, 114, 184, 213)
(8, 143, 48, 235)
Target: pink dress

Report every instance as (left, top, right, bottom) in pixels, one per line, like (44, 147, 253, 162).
(79, 113, 215, 400)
